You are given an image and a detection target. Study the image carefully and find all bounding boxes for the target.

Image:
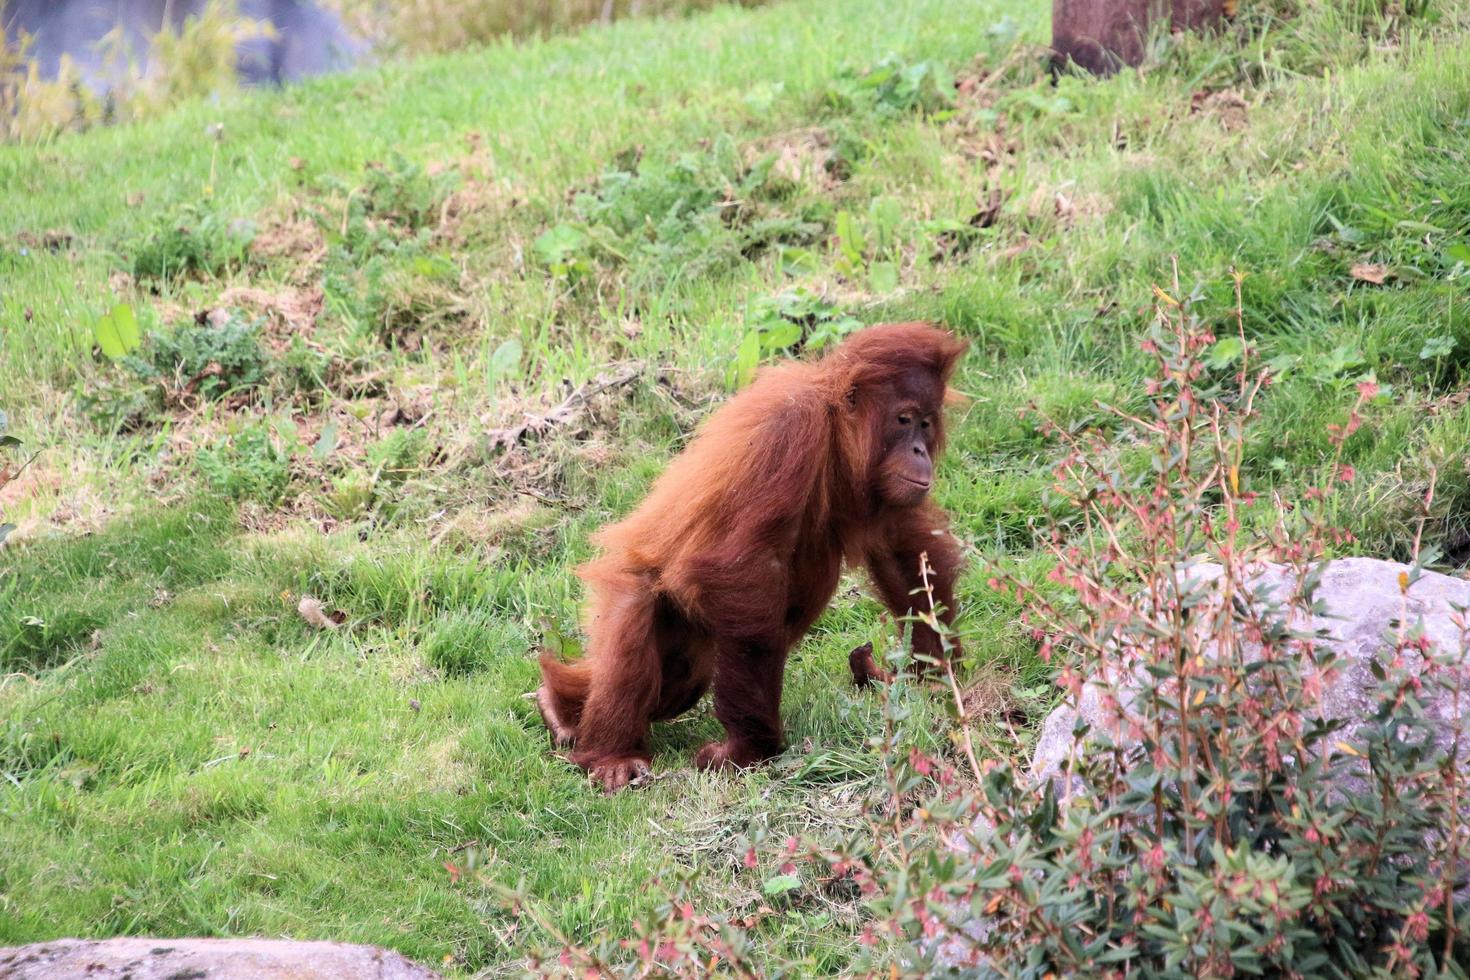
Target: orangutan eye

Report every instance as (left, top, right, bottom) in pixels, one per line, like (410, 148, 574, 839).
(897, 414, 913, 426)
(920, 418, 931, 430)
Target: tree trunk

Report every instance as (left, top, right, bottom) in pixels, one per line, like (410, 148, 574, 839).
(1052, 0, 1226, 76)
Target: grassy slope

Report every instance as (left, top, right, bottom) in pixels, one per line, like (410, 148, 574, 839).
(3, 0, 1470, 973)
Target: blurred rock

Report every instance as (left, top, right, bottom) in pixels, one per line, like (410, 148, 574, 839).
(0, 937, 441, 979)
(936, 557, 1470, 968)
(2, 0, 363, 89)
(1032, 557, 1470, 784)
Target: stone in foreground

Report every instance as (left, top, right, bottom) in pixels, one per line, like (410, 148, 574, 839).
(0, 938, 441, 980)
(933, 557, 1470, 968)
(1031, 557, 1470, 783)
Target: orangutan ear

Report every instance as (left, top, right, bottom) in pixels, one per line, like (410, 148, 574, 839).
(938, 334, 970, 383)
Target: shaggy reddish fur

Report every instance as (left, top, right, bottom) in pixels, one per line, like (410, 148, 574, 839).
(537, 322, 967, 791)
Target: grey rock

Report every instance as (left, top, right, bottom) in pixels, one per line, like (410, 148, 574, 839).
(1031, 557, 1470, 784)
(936, 558, 1470, 969)
(0, 938, 441, 980)
(2, 0, 364, 90)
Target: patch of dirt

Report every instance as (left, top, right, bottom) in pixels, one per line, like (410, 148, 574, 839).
(942, 116, 1020, 177)
(151, 384, 446, 533)
(953, 55, 1003, 114)
(377, 275, 480, 354)
(287, 389, 437, 470)
(0, 459, 120, 544)
(959, 667, 1018, 723)
(477, 362, 713, 511)
(743, 127, 844, 190)
(414, 734, 475, 794)
(248, 209, 328, 283)
(1024, 183, 1112, 228)
(486, 362, 643, 453)
(216, 285, 325, 351)
(107, 270, 137, 297)
(13, 228, 74, 254)
(1190, 88, 1250, 132)
(931, 186, 1008, 263)
(1427, 386, 1470, 417)
(989, 234, 1034, 266)
(429, 501, 550, 553)
(1350, 261, 1390, 285)
(0, 461, 56, 512)
(428, 131, 523, 246)
(943, 56, 1023, 169)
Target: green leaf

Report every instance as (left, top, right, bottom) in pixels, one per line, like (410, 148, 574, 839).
(272, 415, 299, 446)
(868, 261, 899, 294)
(1418, 335, 1455, 360)
(0, 435, 20, 449)
(312, 422, 339, 461)
(759, 321, 803, 351)
(538, 617, 584, 661)
(533, 224, 588, 265)
(762, 874, 800, 896)
(834, 210, 865, 266)
(1205, 336, 1245, 370)
(778, 247, 818, 277)
(1263, 352, 1298, 379)
(410, 255, 454, 279)
(868, 196, 904, 252)
(489, 338, 524, 380)
(734, 330, 760, 390)
(1445, 242, 1470, 265)
(112, 303, 139, 349)
(93, 303, 141, 360)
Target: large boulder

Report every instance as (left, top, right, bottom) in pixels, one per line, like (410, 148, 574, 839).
(2, 0, 363, 89)
(931, 557, 1470, 970)
(0, 938, 441, 979)
(1031, 556, 1470, 782)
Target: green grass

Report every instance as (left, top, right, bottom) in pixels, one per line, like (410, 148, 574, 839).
(3, 0, 1470, 972)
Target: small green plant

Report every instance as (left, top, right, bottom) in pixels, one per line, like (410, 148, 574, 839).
(80, 312, 269, 431)
(727, 288, 861, 389)
(131, 314, 269, 400)
(274, 337, 335, 402)
(999, 81, 1080, 120)
(422, 612, 523, 676)
(76, 374, 159, 433)
(358, 153, 461, 233)
(537, 139, 828, 289)
(323, 471, 375, 522)
(322, 161, 470, 345)
(367, 427, 432, 483)
(195, 420, 292, 504)
(532, 223, 596, 281)
(825, 55, 955, 118)
(129, 203, 256, 281)
(833, 197, 905, 292)
(486, 338, 524, 385)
